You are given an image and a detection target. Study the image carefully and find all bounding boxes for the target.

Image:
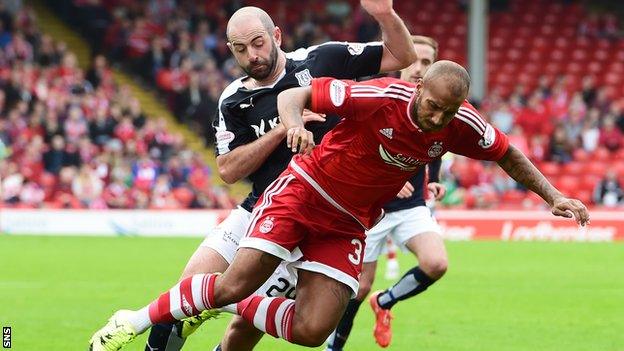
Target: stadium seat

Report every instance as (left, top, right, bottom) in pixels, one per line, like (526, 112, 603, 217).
(585, 161, 609, 177)
(592, 147, 611, 162)
(538, 162, 561, 178)
(562, 161, 584, 176)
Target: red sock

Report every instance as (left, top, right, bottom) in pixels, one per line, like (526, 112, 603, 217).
(147, 273, 217, 323)
(237, 295, 295, 342)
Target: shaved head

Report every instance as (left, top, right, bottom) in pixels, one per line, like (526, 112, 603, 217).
(225, 6, 283, 82)
(227, 6, 275, 40)
(410, 60, 471, 132)
(422, 60, 470, 99)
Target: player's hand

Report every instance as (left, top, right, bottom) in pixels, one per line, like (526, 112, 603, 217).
(361, 0, 394, 17)
(286, 126, 315, 155)
(427, 182, 446, 200)
(550, 196, 590, 226)
(302, 109, 326, 124)
(396, 181, 414, 198)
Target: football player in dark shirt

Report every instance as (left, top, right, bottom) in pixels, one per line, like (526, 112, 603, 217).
(89, 2, 418, 351)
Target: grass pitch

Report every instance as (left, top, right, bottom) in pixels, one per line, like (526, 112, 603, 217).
(0, 235, 622, 351)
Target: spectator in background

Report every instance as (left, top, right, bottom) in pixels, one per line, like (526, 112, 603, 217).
(44, 135, 70, 174)
(490, 101, 514, 134)
(581, 118, 601, 153)
(581, 75, 597, 106)
(593, 170, 623, 207)
(72, 164, 104, 208)
(599, 117, 623, 152)
(548, 125, 574, 163)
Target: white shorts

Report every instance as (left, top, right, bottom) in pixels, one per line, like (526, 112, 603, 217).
(200, 206, 298, 298)
(363, 206, 441, 263)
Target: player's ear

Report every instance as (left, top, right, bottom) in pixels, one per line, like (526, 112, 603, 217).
(226, 41, 234, 53)
(273, 26, 282, 47)
(415, 78, 424, 94)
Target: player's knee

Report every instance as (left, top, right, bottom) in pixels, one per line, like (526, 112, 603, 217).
(420, 256, 448, 280)
(356, 280, 372, 301)
(215, 280, 249, 306)
(292, 321, 333, 347)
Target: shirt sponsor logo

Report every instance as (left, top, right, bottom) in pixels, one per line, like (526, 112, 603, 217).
(215, 130, 235, 144)
(329, 80, 347, 107)
(295, 69, 313, 87)
(479, 124, 496, 149)
(378, 144, 425, 171)
(259, 216, 275, 233)
(427, 141, 444, 158)
(379, 128, 393, 139)
(347, 42, 365, 55)
(251, 117, 280, 138)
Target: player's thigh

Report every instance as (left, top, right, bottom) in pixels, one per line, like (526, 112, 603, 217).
(182, 207, 252, 279)
(405, 232, 447, 267)
(220, 316, 264, 351)
(291, 269, 352, 346)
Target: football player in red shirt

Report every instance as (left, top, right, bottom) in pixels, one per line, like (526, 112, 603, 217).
(90, 61, 589, 350)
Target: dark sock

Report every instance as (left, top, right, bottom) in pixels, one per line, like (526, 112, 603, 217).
(145, 322, 186, 351)
(377, 266, 435, 310)
(326, 299, 363, 350)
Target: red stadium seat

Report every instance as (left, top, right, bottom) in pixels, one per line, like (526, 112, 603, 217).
(562, 161, 584, 176)
(580, 175, 601, 193)
(592, 147, 611, 161)
(538, 162, 561, 177)
(555, 176, 578, 195)
(585, 161, 609, 177)
(572, 149, 590, 162)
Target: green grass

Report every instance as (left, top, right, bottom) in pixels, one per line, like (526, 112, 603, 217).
(0, 236, 623, 351)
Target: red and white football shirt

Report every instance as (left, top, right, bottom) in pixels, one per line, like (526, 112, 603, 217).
(290, 77, 509, 229)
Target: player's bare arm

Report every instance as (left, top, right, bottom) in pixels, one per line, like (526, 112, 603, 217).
(361, 0, 417, 72)
(277, 86, 315, 154)
(496, 144, 590, 226)
(217, 109, 325, 183)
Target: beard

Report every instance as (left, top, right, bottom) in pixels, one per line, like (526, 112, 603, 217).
(243, 41, 278, 81)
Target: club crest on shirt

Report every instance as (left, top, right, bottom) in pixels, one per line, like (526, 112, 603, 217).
(295, 69, 313, 87)
(427, 141, 444, 158)
(259, 216, 275, 233)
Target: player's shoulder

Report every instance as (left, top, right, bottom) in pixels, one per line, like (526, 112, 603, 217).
(451, 100, 489, 133)
(351, 77, 415, 104)
(218, 78, 245, 105)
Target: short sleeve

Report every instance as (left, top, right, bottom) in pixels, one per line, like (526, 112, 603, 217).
(449, 104, 510, 161)
(310, 77, 386, 121)
(310, 42, 383, 79)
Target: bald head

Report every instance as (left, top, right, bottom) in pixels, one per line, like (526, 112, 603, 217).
(422, 60, 470, 99)
(227, 6, 275, 40)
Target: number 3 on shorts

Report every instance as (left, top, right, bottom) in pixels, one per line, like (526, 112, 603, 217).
(348, 238, 363, 265)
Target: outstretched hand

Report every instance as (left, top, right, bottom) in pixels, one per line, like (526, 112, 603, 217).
(550, 196, 590, 226)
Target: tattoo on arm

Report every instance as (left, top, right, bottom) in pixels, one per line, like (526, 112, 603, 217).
(497, 145, 563, 206)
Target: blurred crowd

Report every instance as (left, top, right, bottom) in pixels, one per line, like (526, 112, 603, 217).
(3, 0, 624, 209)
(0, 2, 236, 209)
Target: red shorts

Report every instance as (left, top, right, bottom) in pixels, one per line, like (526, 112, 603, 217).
(238, 169, 365, 295)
